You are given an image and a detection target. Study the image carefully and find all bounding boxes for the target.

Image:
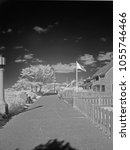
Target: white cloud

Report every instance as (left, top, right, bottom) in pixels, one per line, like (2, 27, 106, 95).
(79, 54, 95, 65)
(24, 48, 29, 52)
(31, 58, 43, 63)
(7, 28, 12, 33)
(33, 22, 59, 34)
(15, 53, 43, 64)
(52, 63, 75, 73)
(33, 26, 48, 34)
(15, 58, 26, 63)
(97, 51, 113, 61)
(24, 53, 34, 60)
(15, 53, 34, 63)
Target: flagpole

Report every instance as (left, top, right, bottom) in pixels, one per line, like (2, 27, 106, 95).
(76, 61, 78, 91)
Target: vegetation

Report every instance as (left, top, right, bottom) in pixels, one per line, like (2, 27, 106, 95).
(0, 64, 56, 128)
(15, 139, 78, 150)
(0, 90, 28, 128)
(12, 64, 55, 93)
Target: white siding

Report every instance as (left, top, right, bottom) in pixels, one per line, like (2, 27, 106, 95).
(92, 67, 113, 93)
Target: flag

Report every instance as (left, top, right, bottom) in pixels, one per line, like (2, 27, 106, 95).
(76, 61, 86, 72)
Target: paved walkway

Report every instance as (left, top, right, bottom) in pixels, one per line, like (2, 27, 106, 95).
(0, 95, 112, 150)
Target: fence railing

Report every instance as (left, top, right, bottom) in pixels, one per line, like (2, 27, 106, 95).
(59, 89, 113, 106)
(59, 89, 113, 140)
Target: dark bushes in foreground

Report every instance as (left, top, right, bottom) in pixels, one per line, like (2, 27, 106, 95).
(0, 104, 27, 128)
(15, 139, 78, 150)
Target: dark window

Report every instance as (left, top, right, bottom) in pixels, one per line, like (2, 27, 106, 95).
(95, 76, 99, 81)
(102, 85, 105, 92)
(100, 74, 105, 78)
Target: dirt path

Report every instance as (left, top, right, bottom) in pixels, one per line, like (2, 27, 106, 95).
(0, 95, 112, 150)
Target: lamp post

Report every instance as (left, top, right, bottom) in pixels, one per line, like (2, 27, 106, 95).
(0, 55, 8, 115)
(51, 67, 56, 93)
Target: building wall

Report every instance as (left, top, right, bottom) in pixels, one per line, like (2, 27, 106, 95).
(92, 67, 113, 93)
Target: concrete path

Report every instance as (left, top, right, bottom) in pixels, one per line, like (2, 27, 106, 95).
(0, 95, 112, 150)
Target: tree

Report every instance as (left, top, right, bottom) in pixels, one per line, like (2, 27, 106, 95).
(12, 78, 32, 91)
(12, 64, 55, 92)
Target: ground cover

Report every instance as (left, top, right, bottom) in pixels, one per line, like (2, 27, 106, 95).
(0, 90, 36, 128)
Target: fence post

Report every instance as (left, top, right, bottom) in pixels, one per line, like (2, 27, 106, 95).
(106, 109, 110, 136)
(110, 111, 113, 140)
(98, 106, 101, 125)
(102, 108, 105, 132)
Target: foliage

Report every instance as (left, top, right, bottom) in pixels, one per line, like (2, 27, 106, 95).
(14, 139, 78, 150)
(12, 65, 55, 92)
(4, 89, 27, 108)
(12, 78, 31, 91)
(32, 139, 77, 150)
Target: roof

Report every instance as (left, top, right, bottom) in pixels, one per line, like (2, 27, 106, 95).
(92, 61, 113, 78)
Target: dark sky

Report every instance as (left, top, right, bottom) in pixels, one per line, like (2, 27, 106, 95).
(0, 0, 113, 88)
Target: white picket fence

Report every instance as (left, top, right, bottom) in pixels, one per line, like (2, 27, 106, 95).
(59, 89, 113, 140)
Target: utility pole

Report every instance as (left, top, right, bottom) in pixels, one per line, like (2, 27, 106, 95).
(0, 55, 8, 115)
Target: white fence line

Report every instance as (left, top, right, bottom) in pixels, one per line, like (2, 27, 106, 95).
(59, 90, 113, 140)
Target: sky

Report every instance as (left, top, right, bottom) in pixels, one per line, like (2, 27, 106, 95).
(0, 0, 113, 88)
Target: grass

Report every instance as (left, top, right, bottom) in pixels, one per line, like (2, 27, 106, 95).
(0, 88, 55, 128)
(0, 89, 35, 128)
(0, 103, 27, 129)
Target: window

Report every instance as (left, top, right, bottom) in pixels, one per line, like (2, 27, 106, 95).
(97, 85, 100, 92)
(93, 85, 96, 91)
(102, 85, 105, 92)
(95, 76, 99, 81)
(100, 74, 105, 78)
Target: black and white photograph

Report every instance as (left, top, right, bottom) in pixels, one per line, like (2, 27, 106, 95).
(0, 0, 115, 150)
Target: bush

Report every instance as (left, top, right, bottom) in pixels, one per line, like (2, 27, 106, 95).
(0, 90, 28, 128)
(5, 90, 27, 108)
(15, 139, 78, 150)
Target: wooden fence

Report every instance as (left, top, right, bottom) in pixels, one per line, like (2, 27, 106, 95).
(59, 89, 113, 140)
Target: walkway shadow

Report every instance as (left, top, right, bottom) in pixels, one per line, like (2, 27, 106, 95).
(43, 93, 57, 96)
(0, 115, 10, 129)
(23, 105, 44, 113)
